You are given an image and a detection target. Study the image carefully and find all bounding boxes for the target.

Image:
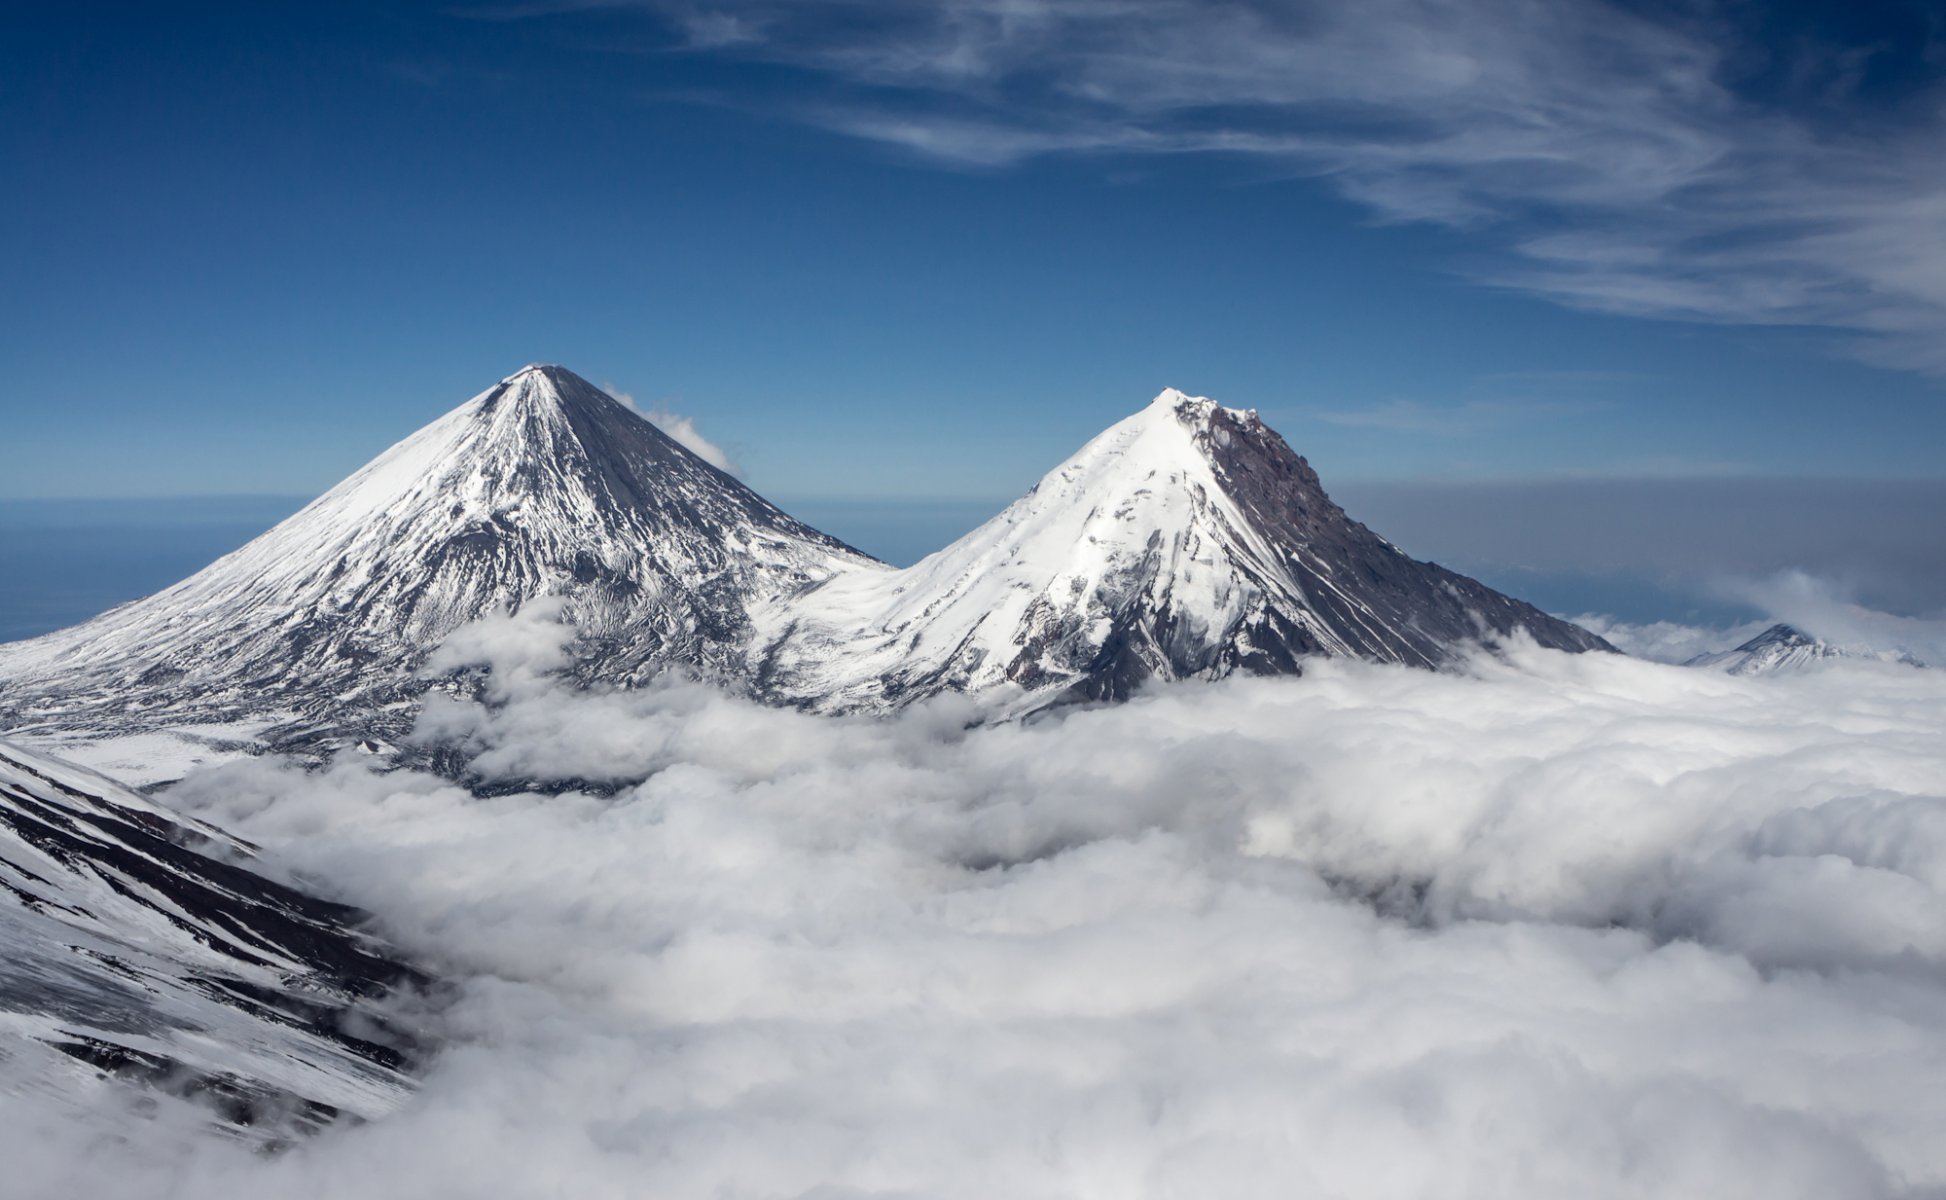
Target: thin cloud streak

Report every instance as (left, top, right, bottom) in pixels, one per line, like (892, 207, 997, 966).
(1311, 396, 1605, 435)
(498, 0, 1946, 376)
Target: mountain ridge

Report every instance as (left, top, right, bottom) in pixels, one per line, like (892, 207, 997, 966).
(0, 368, 1610, 767)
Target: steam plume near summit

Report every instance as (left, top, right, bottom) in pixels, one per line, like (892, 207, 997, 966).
(8, 607, 1945, 1197)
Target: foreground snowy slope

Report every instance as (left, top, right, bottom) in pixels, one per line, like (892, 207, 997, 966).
(755, 389, 1610, 711)
(0, 365, 877, 755)
(0, 740, 421, 1134)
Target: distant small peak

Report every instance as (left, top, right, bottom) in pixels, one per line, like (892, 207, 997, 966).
(503, 363, 570, 385)
(1743, 623, 1816, 649)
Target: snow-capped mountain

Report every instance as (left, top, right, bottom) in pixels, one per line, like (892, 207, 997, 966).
(1685, 623, 1926, 675)
(0, 740, 422, 1135)
(753, 389, 1611, 712)
(0, 365, 875, 757)
(0, 372, 1610, 760)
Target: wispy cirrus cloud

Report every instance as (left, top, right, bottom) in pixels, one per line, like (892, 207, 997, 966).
(468, 0, 1946, 376)
(1311, 396, 1606, 435)
(1307, 367, 1628, 435)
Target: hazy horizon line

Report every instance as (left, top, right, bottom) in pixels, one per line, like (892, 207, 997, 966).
(7, 473, 1946, 507)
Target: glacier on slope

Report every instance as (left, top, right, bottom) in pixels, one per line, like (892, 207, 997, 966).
(752, 389, 1611, 713)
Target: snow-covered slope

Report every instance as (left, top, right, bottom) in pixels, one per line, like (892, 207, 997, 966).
(0, 373, 1609, 752)
(0, 365, 877, 756)
(754, 389, 1611, 712)
(1686, 623, 1927, 675)
(0, 740, 422, 1135)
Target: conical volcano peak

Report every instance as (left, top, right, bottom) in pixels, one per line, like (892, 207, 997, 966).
(490, 363, 585, 399)
(0, 365, 878, 752)
(507, 361, 568, 381)
(479, 363, 623, 421)
(756, 383, 1609, 714)
(0, 368, 1606, 758)
(496, 363, 613, 400)
(453, 365, 695, 489)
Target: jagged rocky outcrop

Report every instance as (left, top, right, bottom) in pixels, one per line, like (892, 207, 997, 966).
(0, 372, 1610, 759)
(0, 740, 425, 1137)
(1685, 623, 1926, 675)
(0, 365, 876, 757)
(753, 389, 1611, 712)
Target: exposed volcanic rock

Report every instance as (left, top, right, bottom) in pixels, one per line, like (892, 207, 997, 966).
(0, 373, 1610, 758)
(753, 389, 1611, 713)
(0, 740, 425, 1136)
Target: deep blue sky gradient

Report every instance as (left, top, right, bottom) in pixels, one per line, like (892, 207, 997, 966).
(4, 0, 1944, 507)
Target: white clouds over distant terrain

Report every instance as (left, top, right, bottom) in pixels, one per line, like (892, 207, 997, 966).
(9, 611, 1946, 1197)
(1578, 570, 1946, 665)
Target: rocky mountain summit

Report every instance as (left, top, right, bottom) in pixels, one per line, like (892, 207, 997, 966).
(754, 389, 1610, 713)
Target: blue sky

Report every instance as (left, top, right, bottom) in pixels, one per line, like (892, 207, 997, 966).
(3, 0, 1944, 508)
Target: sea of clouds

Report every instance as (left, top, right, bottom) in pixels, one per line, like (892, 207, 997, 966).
(7, 608, 1946, 1198)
